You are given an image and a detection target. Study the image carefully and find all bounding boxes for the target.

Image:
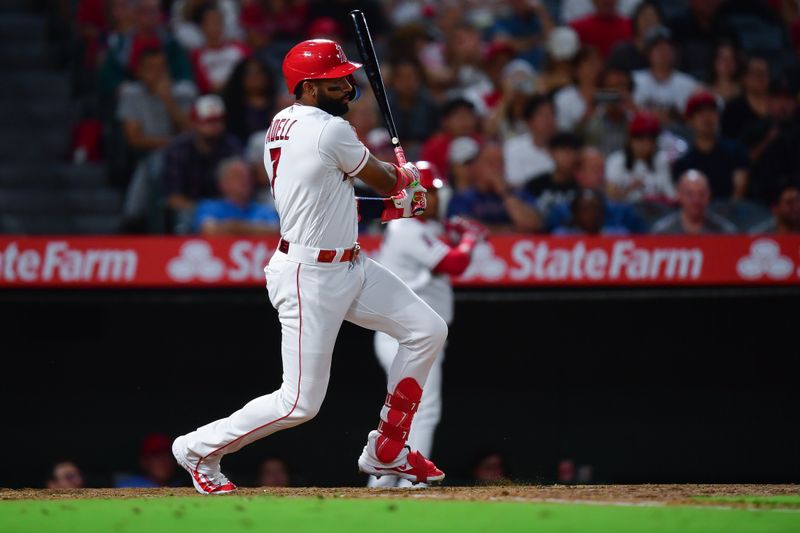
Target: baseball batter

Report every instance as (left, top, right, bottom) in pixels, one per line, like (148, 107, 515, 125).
(172, 39, 447, 494)
(368, 162, 487, 487)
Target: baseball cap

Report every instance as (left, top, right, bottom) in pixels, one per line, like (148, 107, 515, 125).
(501, 59, 537, 95)
(192, 94, 225, 122)
(547, 27, 579, 61)
(139, 433, 172, 457)
(449, 136, 480, 165)
(485, 41, 515, 63)
(628, 111, 661, 136)
(643, 25, 672, 52)
(684, 91, 719, 118)
(306, 17, 342, 39)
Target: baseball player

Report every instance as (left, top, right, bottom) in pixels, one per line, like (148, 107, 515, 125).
(368, 162, 487, 488)
(172, 39, 448, 494)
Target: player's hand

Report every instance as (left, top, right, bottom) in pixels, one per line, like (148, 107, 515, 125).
(447, 216, 489, 242)
(380, 185, 428, 223)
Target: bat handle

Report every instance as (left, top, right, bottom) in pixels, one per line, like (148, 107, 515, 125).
(393, 145, 407, 166)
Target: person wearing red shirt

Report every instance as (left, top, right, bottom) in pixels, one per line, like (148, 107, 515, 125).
(569, 0, 633, 59)
(420, 97, 482, 177)
(190, 4, 251, 94)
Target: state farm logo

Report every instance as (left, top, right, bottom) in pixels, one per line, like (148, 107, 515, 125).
(167, 241, 225, 282)
(736, 239, 793, 280)
(0, 241, 137, 283)
(461, 242, 507, 280)
(166, 240, 274, 283)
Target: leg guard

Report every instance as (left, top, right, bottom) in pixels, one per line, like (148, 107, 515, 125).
(375, 377, 422, 463)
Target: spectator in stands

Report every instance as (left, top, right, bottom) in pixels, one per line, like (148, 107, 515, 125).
(569, 0, 633, 60)
(524, 132, 583, 220)
(221, 57, 277, 146)
(673, 91, 750, 200)
(193, 157, 278, 235)
(420, 97, 481, 179)
(503, 95, 556, 188)
(447, 136, 481, 192)
(651, 170, 736, 234)
(117, 47, 195, 156)
(170, 0, 244, 51)
(750, 181, 800, 234)
(258, 457, 290, 487)
(553, 188, 630, 236)
(484, 59, 538, 142)
(554, 46, 603, 133)
(190, 3, 251, 94)
(439, 22, 494, 101)
(667, 0, 734, 83)
(447, 143, 541, 233)
(547, 147, 646, 233)
(162, 95, 242, 232)
(240, 0, 310, 51)
(632, 26, 699, 125)
(583, 66, 636, 156)
(386, 57, 440, 158)
(76, 0, 134, 71)
(101, 0, 193, 95)
(605, 111, 675, 204)
(709, 40, 743, 103)
(488, 0, 554, 70)
(481, 41, 517, 112)
(538, 26, 581, 94)
(721, 56, 771, 142)
(470, 449, 510, 484)
(607, 0, 664, 73)
(746, 78, 800, 205)
(115, 433, 181, 488)
(46, 461, 85, 489)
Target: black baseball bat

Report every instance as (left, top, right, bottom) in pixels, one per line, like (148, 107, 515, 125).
(349, 9, 406, 165)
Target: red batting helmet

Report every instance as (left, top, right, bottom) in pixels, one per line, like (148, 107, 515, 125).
(416, 161, 444, 190)
(282, 39, 362, 94)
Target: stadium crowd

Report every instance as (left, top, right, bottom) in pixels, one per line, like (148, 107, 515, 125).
(66, 0, 800, 236)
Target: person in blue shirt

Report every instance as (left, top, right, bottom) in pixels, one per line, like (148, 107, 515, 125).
(552, 188, 631, 236)
(489, 0, 555, 69)
(447, 142, 541, 232)
(193, 157, 280, 235)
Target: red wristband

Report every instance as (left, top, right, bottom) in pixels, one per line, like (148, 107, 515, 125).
(387, 163, 412, 197)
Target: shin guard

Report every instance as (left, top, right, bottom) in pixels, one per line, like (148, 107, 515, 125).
(376, 378, 422, 463)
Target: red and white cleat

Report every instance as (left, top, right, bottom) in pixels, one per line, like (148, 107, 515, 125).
(358, 430, 444, 485)
(172, 435, 237, 495)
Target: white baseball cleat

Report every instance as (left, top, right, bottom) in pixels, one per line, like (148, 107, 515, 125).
(172, 435, 237, 495)
(358, 430, 444, 485)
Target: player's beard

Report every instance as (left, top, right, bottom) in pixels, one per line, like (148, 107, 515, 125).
(317, 92, 349, 117)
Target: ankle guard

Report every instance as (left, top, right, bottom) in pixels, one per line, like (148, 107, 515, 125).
(376, 378, 422, 463)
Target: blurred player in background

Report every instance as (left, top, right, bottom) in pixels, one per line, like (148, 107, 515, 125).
(369, 161, 487, 487)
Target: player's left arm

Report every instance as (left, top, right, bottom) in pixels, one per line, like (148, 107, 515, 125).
(432, 218, 488, 276)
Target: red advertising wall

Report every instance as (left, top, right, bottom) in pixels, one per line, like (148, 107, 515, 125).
(1, 235, 799, 288)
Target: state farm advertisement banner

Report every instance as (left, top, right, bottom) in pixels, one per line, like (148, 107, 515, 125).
(1, 235, 799, 288)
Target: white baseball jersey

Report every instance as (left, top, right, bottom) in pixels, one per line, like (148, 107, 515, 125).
(264, 103, 370, 249)
(378, 218, 454, 324)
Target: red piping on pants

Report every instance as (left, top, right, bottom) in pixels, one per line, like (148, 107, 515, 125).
(194, 264, 303, 474)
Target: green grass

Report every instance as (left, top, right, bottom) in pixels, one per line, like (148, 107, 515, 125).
(695, 495, 800, 506)
(1, 496, 799, 533)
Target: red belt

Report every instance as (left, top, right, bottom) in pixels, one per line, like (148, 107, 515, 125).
(279, 239, 360, 263)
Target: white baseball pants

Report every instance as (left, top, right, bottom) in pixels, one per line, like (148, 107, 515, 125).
(182, 251, 447, 470)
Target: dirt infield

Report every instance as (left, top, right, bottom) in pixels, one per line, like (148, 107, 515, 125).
(2, 485, 798, 507)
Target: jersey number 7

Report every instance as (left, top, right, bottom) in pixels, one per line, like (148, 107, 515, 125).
(269, 147, 282, 194)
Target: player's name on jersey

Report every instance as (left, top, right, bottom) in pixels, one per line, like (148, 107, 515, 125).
(266, 118, 298, 143)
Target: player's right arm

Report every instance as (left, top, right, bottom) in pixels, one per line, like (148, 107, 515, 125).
(356, 155, 415, 196)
